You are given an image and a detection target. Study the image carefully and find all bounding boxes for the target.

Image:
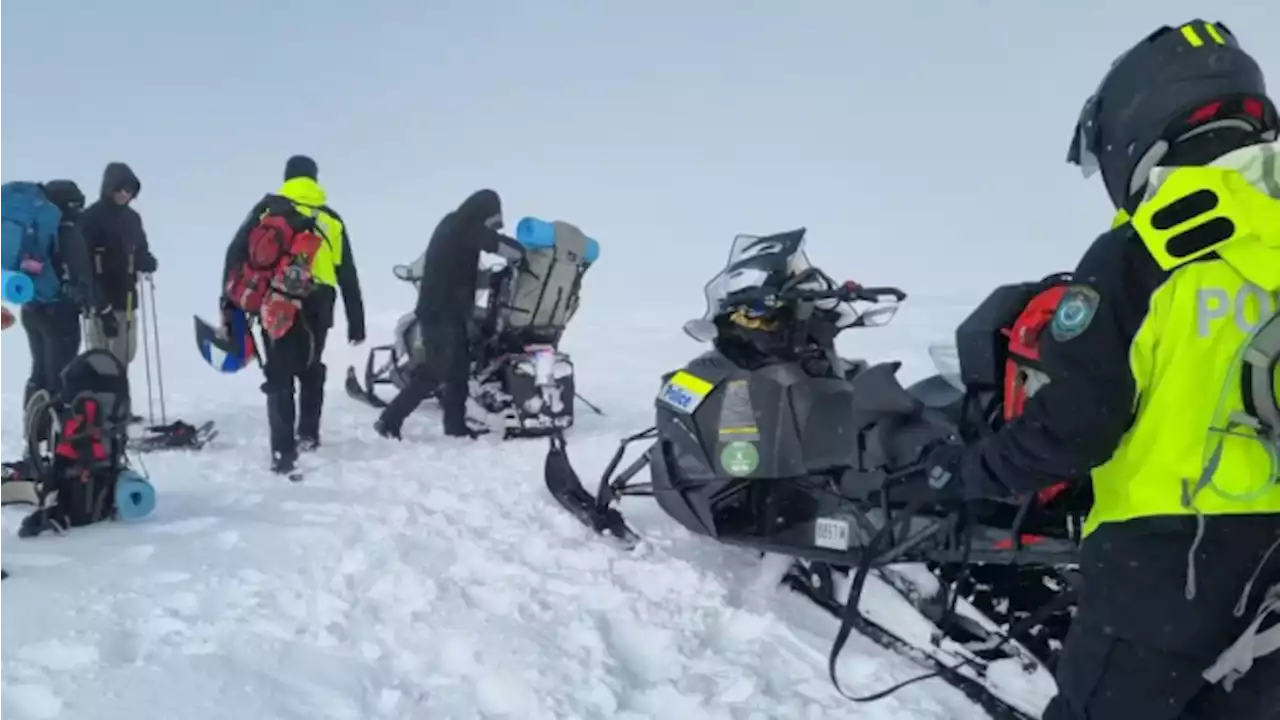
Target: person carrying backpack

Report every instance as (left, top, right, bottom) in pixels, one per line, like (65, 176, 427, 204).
(374, 189, 508, 441)
(81, 162, 156, 374)
(2, 180, 99, 408)
(924, 20, 1280, 719)
(221, 155, 365, 474)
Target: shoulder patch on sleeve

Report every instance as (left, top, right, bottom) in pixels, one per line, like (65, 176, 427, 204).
(1051, 285, 1101, 342)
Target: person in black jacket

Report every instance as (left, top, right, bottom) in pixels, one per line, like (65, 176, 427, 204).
(81, 162, 156, 373)
(19, 180, 98, 408)
(221, 156, 366, 473)
(374, 189, 508, 441)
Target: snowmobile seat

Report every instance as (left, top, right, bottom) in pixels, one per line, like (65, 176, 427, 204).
(848, 361, 924, 418)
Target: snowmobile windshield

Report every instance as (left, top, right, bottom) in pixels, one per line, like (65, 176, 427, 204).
(392, 248, 510, 290)
(682, 229, 896, 342)
(392, 250, 427, 288)
(928, 342, 965, 392)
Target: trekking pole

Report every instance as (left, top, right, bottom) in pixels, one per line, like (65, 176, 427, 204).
(146, 275, 167, 424)
(136, 287, 155, 425)
(575, 391, 605, 416)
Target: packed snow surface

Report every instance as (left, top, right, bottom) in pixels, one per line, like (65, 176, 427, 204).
(2, 301, 1039, 719)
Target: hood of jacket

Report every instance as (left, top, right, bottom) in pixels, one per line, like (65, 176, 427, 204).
(456, 189, 503, 229)
(276, 177, 327, 207)
(100, 162, 141, 201)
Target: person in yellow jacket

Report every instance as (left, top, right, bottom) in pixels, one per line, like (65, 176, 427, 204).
(221, 156, 366, 474)
(925, 19, 1280, 719)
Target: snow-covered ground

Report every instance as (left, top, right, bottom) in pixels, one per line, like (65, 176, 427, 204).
(2, 290, 1038, 720)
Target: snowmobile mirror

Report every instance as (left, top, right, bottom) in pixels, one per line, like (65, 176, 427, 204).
(682, 319, 718, 343)
(852, 304, 899, 328)
(393, 264, 414, 281)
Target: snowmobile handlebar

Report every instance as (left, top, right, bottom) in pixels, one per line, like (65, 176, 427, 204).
(730, 280, 908, 307)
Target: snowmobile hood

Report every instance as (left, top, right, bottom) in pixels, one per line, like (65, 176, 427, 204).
(99, 162, 141, 201)
(1133, 140, 1280, 291)
(457, 189, 503, 229)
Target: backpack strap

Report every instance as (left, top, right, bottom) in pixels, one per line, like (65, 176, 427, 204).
(1238, 311, 1280, 441)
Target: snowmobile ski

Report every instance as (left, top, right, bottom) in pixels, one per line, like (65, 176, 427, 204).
(132, 420, 218, 453)
(345, 366, 389, 409)
(545, 432, 642, 548)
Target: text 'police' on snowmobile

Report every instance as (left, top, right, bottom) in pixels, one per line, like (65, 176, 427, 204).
(542, 228, 1085, 719)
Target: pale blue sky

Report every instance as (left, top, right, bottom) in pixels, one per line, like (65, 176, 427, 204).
(3, 1, 1279, 379)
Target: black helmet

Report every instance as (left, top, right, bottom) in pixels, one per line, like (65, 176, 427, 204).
(1066, 20, 1278, 212)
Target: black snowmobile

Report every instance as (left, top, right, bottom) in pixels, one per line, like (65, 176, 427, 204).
(543, 229, 1086, 719)
(346, 216, 603, 438)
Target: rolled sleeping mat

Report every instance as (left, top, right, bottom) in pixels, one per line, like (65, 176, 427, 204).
(515, 217, 600, 265)
(115, 469, 156, 522)
(2, 270, 35, 305)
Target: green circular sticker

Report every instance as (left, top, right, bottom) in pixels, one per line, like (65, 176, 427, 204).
(720, 441, 760, 477)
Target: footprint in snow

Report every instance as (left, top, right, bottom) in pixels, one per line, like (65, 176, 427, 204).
(147, 516, 219, 535)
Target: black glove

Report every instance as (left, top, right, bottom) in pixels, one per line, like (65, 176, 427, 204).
(922, 442, 976, 504)
(97, 309, 119, 339)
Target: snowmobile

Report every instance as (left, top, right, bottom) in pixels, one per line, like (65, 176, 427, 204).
(542, 229, 1086, 719)
(345, 216, 602, 438)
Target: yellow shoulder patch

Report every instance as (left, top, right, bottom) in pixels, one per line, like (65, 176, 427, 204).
(1131, 166, 1280, 271)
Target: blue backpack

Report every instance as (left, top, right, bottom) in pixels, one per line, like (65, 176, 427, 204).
(2, 182, 64, 303)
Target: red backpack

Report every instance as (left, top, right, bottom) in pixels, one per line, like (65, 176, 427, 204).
(1000, 272, 1074, 505)
(225, 201, 326, 339)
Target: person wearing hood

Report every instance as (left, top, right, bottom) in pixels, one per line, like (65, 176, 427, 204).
(924, 20, 1280, 719)
(221, 155, 366, 474)
(81, 162, 156, 375)
(375, 189, 508, 440)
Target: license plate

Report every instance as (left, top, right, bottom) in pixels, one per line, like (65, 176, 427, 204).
(814, 517, 850, 551)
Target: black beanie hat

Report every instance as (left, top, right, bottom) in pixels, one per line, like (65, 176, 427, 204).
(284, 155, 318, 181)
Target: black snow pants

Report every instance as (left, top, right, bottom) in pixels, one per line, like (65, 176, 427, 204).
(1043, 514, 1280, 720)
(261, 316, 328, 461)
(20, 300, 82, 407)
(380, 316, 470, 434)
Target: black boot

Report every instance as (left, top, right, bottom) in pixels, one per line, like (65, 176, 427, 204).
(374, 414, 402, 440)
(264, 384, 298, 470)
(297, 362, 326, 450)
(442, 383, 488, 439)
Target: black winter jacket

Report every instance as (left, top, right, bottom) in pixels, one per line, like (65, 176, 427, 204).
(81, 163, 156, 311)
(415, 189, 507, 328)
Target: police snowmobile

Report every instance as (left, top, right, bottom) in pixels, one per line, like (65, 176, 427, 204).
(345, 217, 601, 438)
(542, 228, 1086, 719)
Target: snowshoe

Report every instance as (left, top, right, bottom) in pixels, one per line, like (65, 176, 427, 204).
(131, 420, 217, 453)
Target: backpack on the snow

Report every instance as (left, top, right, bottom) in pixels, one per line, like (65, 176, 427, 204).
(2, 181, 65, 303)
(16, 349, 146, 537)
(224, 196, 327, 339)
